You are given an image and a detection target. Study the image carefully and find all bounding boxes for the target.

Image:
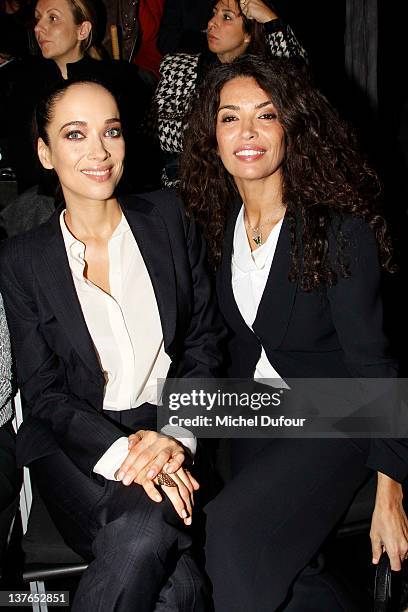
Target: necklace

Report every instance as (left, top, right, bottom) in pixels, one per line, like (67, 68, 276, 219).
(245, 217, 275, 247)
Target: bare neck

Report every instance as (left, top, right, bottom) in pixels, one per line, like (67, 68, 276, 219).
(235, 175, 286, 226)
(64, 198, 122, 243)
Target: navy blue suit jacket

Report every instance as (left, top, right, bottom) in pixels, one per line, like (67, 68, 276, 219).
(216, 203, 407, 482)
(0, 191, 224, 476)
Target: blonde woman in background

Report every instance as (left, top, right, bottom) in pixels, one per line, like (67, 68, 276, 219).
(5, 0, 150, 194)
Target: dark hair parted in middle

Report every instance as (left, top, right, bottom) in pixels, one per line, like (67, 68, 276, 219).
(209, 0, 270, 57)
(180, 55, 393, 290)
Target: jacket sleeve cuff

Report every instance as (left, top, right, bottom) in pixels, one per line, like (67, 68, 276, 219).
(366, 439, 408, 483)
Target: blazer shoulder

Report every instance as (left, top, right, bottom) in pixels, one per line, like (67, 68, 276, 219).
(329, 214, 378, 253)
(122, 189, 185, 215)
(121, 190, 189, 235)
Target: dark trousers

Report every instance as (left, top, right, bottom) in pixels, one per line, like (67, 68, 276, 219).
(0, 420, 21, 567)
(205, 438, 371, 612)
(30, 405, 210, 612)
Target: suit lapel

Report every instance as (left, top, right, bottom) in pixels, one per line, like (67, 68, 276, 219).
(33, 212, 103, 377)
(34, 197, 178, 373)
(219, 208, 297, 350)
(252, 217, 297, 348)
(217, 201, 255, 344)
(121, 196, 177, 352)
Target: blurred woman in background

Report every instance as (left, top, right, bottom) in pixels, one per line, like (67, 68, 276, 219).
(6, 0, 149, 194)
(152, 0, 306, 187)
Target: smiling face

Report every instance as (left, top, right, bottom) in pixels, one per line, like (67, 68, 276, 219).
(216, 76, 285, 189)
(207, 0, 250, 62)
(34, 0, 90, 66)
(38, 82, 125, 208)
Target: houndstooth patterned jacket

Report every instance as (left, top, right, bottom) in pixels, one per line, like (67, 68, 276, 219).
(0, 293, 13, 427)
(151, 18, 307, 186)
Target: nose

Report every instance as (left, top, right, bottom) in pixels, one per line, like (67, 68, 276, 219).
(34, 16, 46, 37)
(87, 134, 110, 161)
(241, 116, 258, 140)
(207, 14, 219, 30)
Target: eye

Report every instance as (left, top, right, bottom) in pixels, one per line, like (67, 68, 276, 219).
(223, 12, 233, 20)
(49, 13, 58, 21)
(259, 112, 278, 120)
(65, 130, 85, 140)
(220, 115, 238, 123)
(105, 127, 122, 138)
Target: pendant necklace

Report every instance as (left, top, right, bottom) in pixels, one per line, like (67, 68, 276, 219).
(245, 217, 274, 247)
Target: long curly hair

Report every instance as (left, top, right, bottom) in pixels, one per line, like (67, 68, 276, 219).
(180, 55, 393, 290)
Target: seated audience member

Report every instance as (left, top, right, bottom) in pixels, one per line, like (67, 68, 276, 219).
(0, 78, 224, 610)
(0, 293, 20, 570)
(158, 0, 212, 55)
(0, 0, 36, 59)
(132, 0, 165, 90)
(6, 0, 151, 193)
(102, 1, 164, 92)
(181, 55, 407, 611)
(101, 0, 138, 61)
(151, 0, 306, 187)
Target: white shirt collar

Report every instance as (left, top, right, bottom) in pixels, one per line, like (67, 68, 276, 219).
(59, 209, 130, 270)
(232, 205, 284, 273)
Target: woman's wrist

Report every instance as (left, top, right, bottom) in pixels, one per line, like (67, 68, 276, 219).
(259, 9, 279, 23)
(376, 471, 403, 505)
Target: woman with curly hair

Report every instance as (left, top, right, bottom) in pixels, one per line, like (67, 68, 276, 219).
(153, 0, 306, 187)
(180, 55, 408, 610)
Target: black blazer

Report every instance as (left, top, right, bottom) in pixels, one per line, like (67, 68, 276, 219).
(0, 191, 224, 476)
(216, 203, 408, 482)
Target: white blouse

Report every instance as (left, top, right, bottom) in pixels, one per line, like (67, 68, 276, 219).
(232, 206, 288, 387)
(60, 212, 196, 480)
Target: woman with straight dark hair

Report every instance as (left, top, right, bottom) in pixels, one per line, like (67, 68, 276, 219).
(0, 78, 223, 611)
(181, 55, 408, 611)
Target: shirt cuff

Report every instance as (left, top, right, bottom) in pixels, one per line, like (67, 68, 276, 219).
(93, 436, 129, 481)
(160, 424, 197, 458)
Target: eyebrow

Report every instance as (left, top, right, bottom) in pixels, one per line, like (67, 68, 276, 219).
(59, 118, 121, 132)
(215, 2, 237, 14)
(35, 7, 62, 14)
(217, 100, 274, 113)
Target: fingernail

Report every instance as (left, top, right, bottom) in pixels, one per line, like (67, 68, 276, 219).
(123, 475, 132, 485)
(185, 517, 192, 525)
(117, 471, 125, 481)
(166, 465, 175, 473)
(372, 558, 378, 564)
(181, 509, 188, 518)
(154, 494, 162, 502)
(147, 470, 155, 479)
